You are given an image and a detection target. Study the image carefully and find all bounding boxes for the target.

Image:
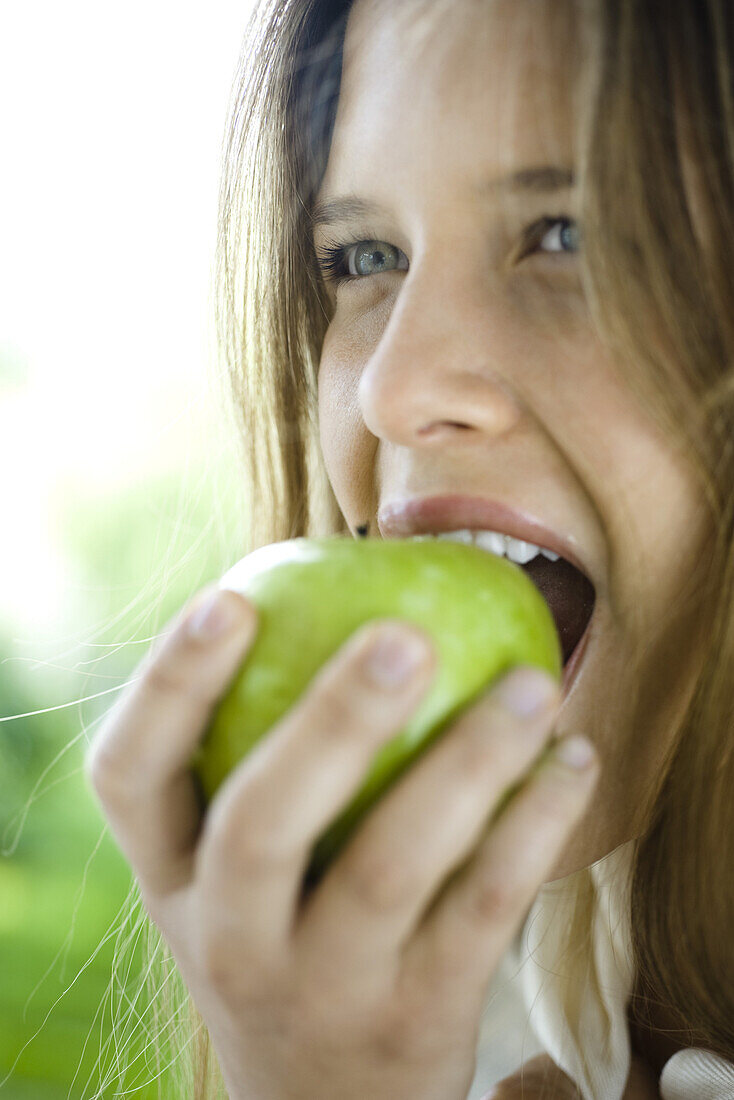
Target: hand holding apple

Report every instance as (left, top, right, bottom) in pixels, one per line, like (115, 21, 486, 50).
(190, 535, 563, 886)
(87, 542, 599, 1100)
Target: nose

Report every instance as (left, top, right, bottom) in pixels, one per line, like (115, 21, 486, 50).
(357, 268, 524, 448)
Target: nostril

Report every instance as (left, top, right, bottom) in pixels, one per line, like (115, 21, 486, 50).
(417, 421, 472, 436)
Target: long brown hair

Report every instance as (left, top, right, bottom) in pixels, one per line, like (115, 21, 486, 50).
(97, 1, 734, 1094)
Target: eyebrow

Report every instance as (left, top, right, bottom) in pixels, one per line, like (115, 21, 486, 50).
(309, 166, 576, 229)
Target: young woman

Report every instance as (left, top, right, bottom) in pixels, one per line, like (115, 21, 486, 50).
(86, 0, 734, 1096)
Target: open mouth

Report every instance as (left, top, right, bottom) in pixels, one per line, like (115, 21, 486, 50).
(517, 554, 596, 675)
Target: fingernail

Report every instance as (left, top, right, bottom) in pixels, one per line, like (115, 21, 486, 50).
(186, 589, 241, 640)
(364, 626, 430, 688)
(495, 667, 558, 718)
(555, 734, 597, 771)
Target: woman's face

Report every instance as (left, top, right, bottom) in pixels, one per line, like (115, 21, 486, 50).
(312, 0, 713, 878)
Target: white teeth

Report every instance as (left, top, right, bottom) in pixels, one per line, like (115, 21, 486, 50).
(504, 537, 540, 564)
(434, 530, 474, 545)
(474, 531, 506, 556)
(421, 528, 561, 564)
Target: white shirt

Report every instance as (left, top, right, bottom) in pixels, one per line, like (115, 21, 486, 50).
(466, 841, 734, 1100)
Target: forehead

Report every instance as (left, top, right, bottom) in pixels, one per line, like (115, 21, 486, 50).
(319, 0, 581, 205)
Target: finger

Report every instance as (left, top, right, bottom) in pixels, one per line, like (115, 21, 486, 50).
(294, 667, 561, 982)
(403, 730, 599, 1015)
(85, 584, 258, 899)
(194, 620, 436, 971)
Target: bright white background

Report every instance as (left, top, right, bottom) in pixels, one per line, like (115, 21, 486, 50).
(0, 0, 255, 634)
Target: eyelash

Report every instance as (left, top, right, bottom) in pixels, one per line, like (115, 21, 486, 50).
(315, 215, 581, 286)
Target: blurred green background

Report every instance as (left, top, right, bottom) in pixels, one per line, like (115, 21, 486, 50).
(0, 373, 248, 1096)
(0, 2, 254, 1094)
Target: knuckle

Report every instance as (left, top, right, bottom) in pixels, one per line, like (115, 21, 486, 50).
(143, 653, 188, 698)
(84, 739, 130, 803)
(375, 995, 453, 1062)
(197, 934, 284, 1016)
(467, 873, 523, 923)
(311, 670, 378, 745)
(85, 712, 161, 812)
(313, 677, 361, 734)
(454, 723, 523, 794)
(455, 722, 498, 776)
(84, 697, 129, 790)
(372, 1015, 415, 1062)
(368, 990, 421, 1058)
(197, 797, 290, 878)
(531, 780, 577, 830)
(199, 935, 240, 992)
(142, 649, 214, 710)
(289, 989, 344, 1048)
(341, 847, 411, 913)
(306, 626, 420, 745)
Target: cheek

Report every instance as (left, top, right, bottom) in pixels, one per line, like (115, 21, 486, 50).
(317, 304, 384, 439)
(317, 334, 356, 457)
(317, 334, 371, 502)
(505, 272, 589, 336)
(318, 284, 391, 371)
(317, 355, 342, 476)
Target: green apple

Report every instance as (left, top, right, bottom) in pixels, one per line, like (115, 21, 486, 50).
(189, 536, 561, 890)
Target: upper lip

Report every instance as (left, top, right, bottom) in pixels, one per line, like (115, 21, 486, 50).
(376, 494, 594, 585)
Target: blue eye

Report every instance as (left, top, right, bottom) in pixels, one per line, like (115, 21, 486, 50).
(315, 215, 581, 287)
(534, 216, 582, 255)
(317, 239, 409, 283)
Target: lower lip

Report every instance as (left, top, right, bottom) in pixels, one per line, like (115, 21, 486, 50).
(561, 608, 594, 696)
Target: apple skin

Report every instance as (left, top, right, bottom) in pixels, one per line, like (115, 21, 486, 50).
(189, 536, 562, 889)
